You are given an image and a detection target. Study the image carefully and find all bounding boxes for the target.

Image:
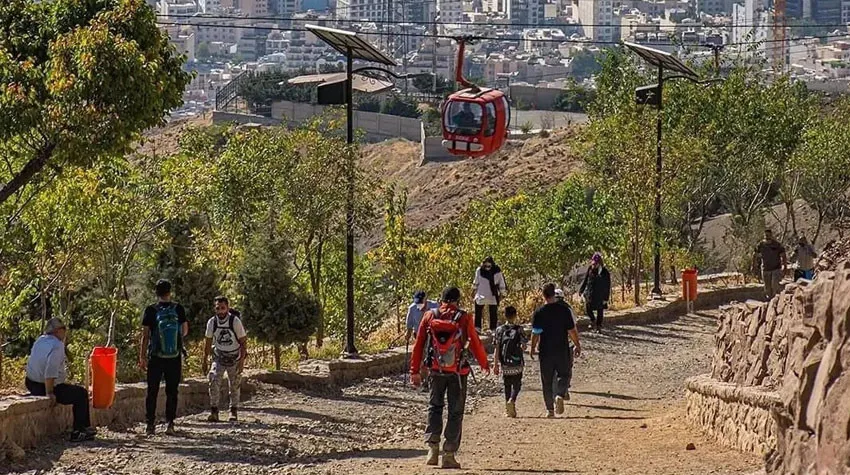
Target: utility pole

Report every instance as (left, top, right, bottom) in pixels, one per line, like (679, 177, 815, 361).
(432, 9, 439, 93)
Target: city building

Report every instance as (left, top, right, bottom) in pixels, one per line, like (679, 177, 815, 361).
(438, 0, 465, 26)
(161, 25, 197, 62)
(521, 28, 567, 52)
(812, 0, 842, 24)
(575, 0, 615, 42)
(507, 0, 545, 25)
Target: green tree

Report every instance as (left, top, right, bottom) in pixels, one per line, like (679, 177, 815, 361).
(237, 70, 313, 110)
(554, 79, 596, 113)
(237, 230, 319, 370)
(412, 74, 454, 94)
(357, 96, 381, 112)
(790, 97, 850, 243)
(196, 41, 211, 60)
(0, 0, 190, 206)
(381, 95, 421, 118)
(569, 50, 604, 80)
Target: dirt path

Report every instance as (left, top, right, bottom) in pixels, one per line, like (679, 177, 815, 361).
(4, 311, 762, 475)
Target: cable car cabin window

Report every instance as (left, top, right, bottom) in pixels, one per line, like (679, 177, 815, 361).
(445, 101, 483, 136)
(484, 103, 497, 137)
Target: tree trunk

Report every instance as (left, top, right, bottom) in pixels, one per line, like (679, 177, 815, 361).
(670, 265, 678, 285)
(273, 344, 281, 371)
(632, 211, 641, 306)
(0, 143, 56, 207)
(814, 209, 825, 246)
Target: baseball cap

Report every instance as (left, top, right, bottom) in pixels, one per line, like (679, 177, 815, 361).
(44, 317, 66, 335)
(413, 290, 426, 304)
(554, 288, 565, 299)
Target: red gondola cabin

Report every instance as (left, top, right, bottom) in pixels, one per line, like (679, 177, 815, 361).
(441, 39, 510, 157)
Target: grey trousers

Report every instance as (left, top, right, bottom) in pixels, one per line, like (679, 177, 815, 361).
(209, 361, 242, 409)
(763, 269, 783, 300)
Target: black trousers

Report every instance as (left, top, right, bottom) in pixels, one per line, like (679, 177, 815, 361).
(587, 304, 604, 328)
(503, 373, 523, 402)
(146, 356, 182, 424)
(474, 304, 498, 331)
(539, 350, 572, 411)
(25, 378, 91, 431)
(425, 374, 468, 453)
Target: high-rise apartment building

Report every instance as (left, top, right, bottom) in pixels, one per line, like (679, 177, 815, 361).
(576, 0, 614, 42)
(507, 0, 545, 25)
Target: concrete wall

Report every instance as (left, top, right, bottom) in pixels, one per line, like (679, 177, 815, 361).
(270, 101, 422, 142)
(510, 84, 565, 110)
(211, 110, 282, 126)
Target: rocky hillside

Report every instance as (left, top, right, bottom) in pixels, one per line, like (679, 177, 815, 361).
(360, 128, 583, 246)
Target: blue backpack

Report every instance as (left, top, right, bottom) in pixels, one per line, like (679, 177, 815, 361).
(151, 303, 181, 359)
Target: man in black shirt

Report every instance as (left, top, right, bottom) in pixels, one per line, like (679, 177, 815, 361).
(139, 279, 188, 436)
(531, 283, 582, 418)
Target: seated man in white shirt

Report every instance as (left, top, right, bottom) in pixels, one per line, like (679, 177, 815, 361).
(25, 317, 96, 442)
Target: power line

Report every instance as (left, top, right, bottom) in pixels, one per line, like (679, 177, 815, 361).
(157, 20, 850, 47)
(156, 13, 850, 30)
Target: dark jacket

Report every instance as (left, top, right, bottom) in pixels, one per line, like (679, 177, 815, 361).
(580, 266, 611, 310)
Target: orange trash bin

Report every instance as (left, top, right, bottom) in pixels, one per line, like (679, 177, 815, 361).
(682, 268, 698, 302)
(90, 347, 117, 409)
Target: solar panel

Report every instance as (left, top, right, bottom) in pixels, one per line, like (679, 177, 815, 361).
(306, 25, 396, 67)
(623, 41, 698, 79)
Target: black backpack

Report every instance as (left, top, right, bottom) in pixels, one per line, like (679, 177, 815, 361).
(498, 324, 524, 366)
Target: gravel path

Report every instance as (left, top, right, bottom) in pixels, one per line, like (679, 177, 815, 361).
(4, 311, 762, 475)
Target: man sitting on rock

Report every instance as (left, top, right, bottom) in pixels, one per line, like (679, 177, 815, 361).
(25, 317, 97, 442)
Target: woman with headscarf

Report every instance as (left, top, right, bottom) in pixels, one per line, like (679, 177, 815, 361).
(579, 252, 611, 332)
(471, 256, 507, 332)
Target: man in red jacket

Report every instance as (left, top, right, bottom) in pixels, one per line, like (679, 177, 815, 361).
(410, 286, 490, 469)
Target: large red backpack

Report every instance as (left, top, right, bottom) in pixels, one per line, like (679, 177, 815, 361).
(426, 309, 466, 373)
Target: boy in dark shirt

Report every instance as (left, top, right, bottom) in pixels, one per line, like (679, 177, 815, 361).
(493, 306, 528, 418)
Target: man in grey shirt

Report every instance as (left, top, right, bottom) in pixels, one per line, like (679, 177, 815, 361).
(25, 318, 96, 442)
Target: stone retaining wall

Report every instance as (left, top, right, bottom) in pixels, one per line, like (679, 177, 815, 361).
(685, 374, 780, 456)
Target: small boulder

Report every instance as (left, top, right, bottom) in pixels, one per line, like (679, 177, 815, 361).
(686, 442, 696, 451)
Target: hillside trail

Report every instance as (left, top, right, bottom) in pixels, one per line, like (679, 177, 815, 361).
(6, 311, 762, 475)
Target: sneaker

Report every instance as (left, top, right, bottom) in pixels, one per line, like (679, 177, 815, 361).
(165, 422, 176, 436)
(83, 427, 98, 437)
(69, 430, 95, 442)
(555, 395, 565, 415)
(505, 401, 517, 418)
(546, 410, 555, 419)
(229, 407, 238, 422)
(208, 408, 220, 422)
(425, 443, 440, 466)
(441, 452, 461, 469)
(145, 423, 156, 436)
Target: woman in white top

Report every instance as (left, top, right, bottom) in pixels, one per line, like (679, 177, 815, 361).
(471, 256, 507, 331)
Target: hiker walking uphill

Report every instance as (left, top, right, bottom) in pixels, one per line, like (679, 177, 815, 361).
(579, 252, 611, 332)
(531, 283, 582, 418)
(471, 256, 507, 332)
(204, 296, 248, 423)
(139, 279, 188, 436)
(25, 318, 97, 442)
(493, 306, 528, 418)
(754, 230, 787, 300)
(410, 287, 490, 470)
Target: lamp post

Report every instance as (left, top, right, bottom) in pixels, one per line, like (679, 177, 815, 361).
(301, 25, 429, 357)
(624, 42, 722, 299)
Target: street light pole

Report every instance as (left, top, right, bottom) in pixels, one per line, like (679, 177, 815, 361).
(344, 48, 358, 357)
(651, 64, 663, 298)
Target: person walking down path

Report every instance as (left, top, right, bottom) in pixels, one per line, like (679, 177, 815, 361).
(493, 306, 528, 418)
(471, 256, 507, 332)
(579, 252, 611, 332)
(25, 318, 97, 443)
(791, 236, 818, 281)
(531, 283, 582, 418)
(203, 296, 248, 423)
(140, 279, 189, 436)
(409, 287, 490, 470)
(753, 230, 788, 300)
